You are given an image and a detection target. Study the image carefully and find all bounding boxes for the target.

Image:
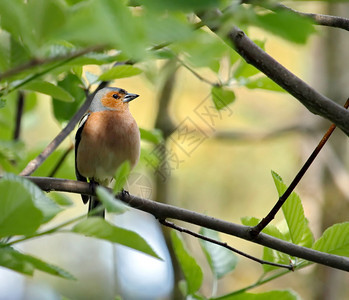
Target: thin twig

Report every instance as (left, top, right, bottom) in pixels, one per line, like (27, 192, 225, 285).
(176, 57, 217, 86)
(278, 3, 349, 31)
(19, 81, 108, 176)
(0, 46, 105, 82)
(19, 176, 349, 272)
(159, 219, 294, 270)
(213, 268, 291, 299)
(199, 12, 349, 136)
(48, 144, 74, 177)
(13, 91, 24, 141)
(252, 98, 349, 235)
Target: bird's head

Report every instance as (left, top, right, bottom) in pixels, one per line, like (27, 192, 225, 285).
(90, 87, 139, 112)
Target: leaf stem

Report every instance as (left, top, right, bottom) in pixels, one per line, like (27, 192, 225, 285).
(252, 98, 349, 235)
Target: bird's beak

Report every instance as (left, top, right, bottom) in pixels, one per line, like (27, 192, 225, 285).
(123, 93, 139, 103)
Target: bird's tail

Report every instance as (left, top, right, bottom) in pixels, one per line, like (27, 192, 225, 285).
(88, 196, 105, 218)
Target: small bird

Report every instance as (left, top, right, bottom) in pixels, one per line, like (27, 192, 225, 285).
(75, 87, 141, 217)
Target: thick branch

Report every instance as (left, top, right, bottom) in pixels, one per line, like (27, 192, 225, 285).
(26, 176, 349, 272)
(200, 13, 349, 136)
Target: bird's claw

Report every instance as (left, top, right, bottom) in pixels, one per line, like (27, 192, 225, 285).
(121, 188, 129, 198)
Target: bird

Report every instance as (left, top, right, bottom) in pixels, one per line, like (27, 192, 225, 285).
(75, 87, 141, 217)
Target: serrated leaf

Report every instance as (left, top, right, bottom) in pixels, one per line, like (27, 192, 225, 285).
(211, 86, 235, 111)
(72, 218, 160, 259)
(113, 161, 131, 194)
(199, 228, 238, 279)
(0, 174, 61, 228)
(171, 230, 203, 295)
(244, 76, 285, 92)
(0, 175, 43, 237)
(98, 65, 142, 81)
(0, 247, 75, 280)
(215, 289, 299, 300)
(96, 186, 128, 214)
(313, 222, 349, 256)
(140, 128, 163, 144)
(271, 171, 313, 246)
(24, 80, 74, 102)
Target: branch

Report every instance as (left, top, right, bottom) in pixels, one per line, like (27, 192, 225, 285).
(25, 176, 349, 272)
(0, 46, 104, 82)
(13, 91, 24, 141)
(160, 219, 294, 270)
(48, 144, 74, 177)
(19, 81, 108, 176)
(199, 12, 349, 136)
(253, 98, 349, 234)
(278, 3, 349, 31)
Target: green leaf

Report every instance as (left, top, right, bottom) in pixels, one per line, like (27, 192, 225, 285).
(255, 10, 316, 44)
(48, 192, 73, 207)
(0, 174, 61, 230)
(140, 128, 163, 144)
(271, 171, 314, 247)
(98, 65, 142, 81)
(199, 228, 238, 279)
(0, 0, 36, 53)
(0, 30, 10, 72)
(233, 60, 260, 79)
(72, 218, 160, 259)
(313, 222, 349, 256)
(28, 0, 67, 43)
(96, 186, 128, 214)
(0, 247, 75, 280)
(112, 161, 131, 194)
(211, 86, 235, 111)
(171, 230, 203, 295)
(24, 80, 74, 102)
(0, 98, 6, 109)
(142, 0, 218, 12)
(52, 73, 85, 123)
(215, 289, 299, 300)
(244, 76, 285, 92)
(0, 175, 43, 237)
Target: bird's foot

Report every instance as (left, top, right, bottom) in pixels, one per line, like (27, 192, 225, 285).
(121, 188, 129, 198)
(90, 179, 99, 194)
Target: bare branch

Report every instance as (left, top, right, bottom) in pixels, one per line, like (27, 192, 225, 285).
(24, 176, 349, 272)
(160, 219, 294, 270)
(13, 91, 24, 141)
(278, 3, 349, 31)
(199, 12, 349, 136)
(48, 144, 74, 177)
(252, 98, 349, 234)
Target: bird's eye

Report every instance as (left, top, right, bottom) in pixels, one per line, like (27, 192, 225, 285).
(112, 94, 120, 99)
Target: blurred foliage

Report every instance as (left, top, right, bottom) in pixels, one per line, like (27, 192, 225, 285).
(0, 0, 347, 299)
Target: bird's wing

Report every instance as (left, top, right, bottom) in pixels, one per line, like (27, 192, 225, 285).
(75, 113, 90, 204)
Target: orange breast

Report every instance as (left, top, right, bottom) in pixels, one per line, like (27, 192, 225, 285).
(77, 110, 140, 183)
